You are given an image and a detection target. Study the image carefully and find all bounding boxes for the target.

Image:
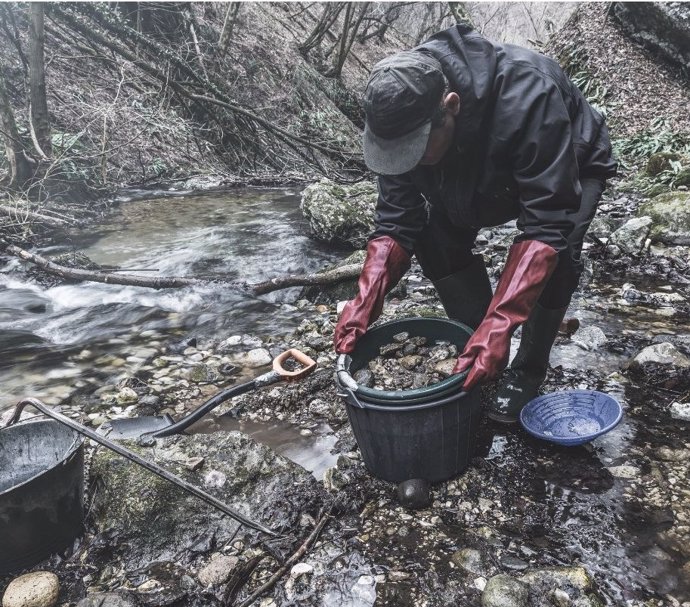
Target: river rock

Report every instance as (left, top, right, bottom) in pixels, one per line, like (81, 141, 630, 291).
(608, 216, 653, 254)
(197, 554, 239, 586)
(229, 348, 272, 368)
(2, 572, 59, 607)
(76, 593, 139, 607)
(520, 566, 592, 592)
(638, 191, 690, 246)
(300, 179, 377, 249)
(451, 548, 490, 576)
(397, 478, 431, 510)
(89, 431, 327, 572)
(290, 563, 314, 579)
(633, 342, 690, 367)
(481, 574, 529, 607)
(115, 387, 139, 405)
(571, 325, 607, 351)
(670, 401, 690, 422)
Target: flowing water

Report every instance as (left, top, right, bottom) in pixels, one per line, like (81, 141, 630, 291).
(0, 188, 344, 411)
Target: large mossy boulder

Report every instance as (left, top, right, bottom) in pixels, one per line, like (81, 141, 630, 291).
(638, 191, 690, 245)
(613, 2, 690, 72)
(300, 179, 377, 249)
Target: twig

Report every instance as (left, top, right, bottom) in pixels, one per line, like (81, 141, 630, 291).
(236, 511, 332, 607)
(0, 204, 70, 227)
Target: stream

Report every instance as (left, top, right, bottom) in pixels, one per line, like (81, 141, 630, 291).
(0, 188, 344, 412)
(1, 189, 688, 605)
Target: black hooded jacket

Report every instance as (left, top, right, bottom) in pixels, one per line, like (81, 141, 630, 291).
(372, 25, 617, 255)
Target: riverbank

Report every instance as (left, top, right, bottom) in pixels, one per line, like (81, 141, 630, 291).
(2, 179, 689, 607)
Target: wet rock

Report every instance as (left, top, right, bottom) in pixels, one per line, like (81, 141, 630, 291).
(116, 387, 139, 405)
(639, 192, 690, 245)
(481, 574, 529, 607)
(397, 478, 431, 510)
(76, 593, 139, 607)
(608, 216, 653, 254)
(519, 566, 592, 593)
(323, 466, 349, 491)
(451, 548, 490, 576)
(184, 363, 219, 383)
(571, 325, 608, 351)
(353, 369, 374, 388)
(633, 342, 690, 367)
(500, 555, 529, 571)
(606, 465, 640, 479)
(586, 216, 615, 239)
(289, 563, 314, 579)
(217, 335, 263, 352)
(300, 179, 377, 249)
(138, 394, 160, 408)
(89, 431, 326, 571)
(229, 348, 272, 368)
(670, 401, 690, 422)
(654, 446, 689, 462)
(197, 553, 239, 586)
(2, 572, 59, 607)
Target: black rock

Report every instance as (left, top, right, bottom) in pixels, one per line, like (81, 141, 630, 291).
(397, 478, 431, 509)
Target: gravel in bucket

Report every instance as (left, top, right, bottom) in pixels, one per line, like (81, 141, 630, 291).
(352, 332, 458, 391)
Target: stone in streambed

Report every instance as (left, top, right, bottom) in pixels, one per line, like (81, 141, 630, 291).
(2, 572, 59, 607)
(76, 593, 138, 607)
(397, 478, 431, 510)
(481, 574, 529, 607)
(197, 553, 239, 587)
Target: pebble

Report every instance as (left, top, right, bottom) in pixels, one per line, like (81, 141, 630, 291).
(76, 593, 137, 607)
(607, 465, 640, 479)
(397, 478, 431, 509)
(197, 554, 239, 586)
(2, 572, 60, 607)
(670, 402, 690, 422)
(290, 563, 314, 579)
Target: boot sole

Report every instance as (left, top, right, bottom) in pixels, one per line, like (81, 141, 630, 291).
(485, 409, 520, 424)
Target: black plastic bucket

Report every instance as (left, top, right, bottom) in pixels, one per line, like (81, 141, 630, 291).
(336, 317, 482, 483)
(0, 419, 84, 574)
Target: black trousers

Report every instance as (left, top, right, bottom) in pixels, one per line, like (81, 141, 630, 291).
(414, 178, 607, 310)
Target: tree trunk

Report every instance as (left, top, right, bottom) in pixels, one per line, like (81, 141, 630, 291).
(28, 2, 51, 158)
(217, 2, 240, 58)
(448, 2, 474, 29)
(0, 67, 33, 188)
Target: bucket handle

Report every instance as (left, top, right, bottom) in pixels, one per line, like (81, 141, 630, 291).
(337, 382, 473, 412)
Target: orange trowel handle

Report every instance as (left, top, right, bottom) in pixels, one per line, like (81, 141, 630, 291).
(273, 348, 317, 381)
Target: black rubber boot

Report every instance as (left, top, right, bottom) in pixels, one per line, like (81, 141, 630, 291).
(432, 255, 493, 330)
(487, 303, 567, 423)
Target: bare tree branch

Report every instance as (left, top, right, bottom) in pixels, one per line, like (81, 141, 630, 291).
(4, 243, 363, 295)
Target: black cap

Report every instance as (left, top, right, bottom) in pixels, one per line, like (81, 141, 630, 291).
(363, 50, 445, 175)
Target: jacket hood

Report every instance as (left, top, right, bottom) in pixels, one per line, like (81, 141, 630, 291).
(416, 25, 497, 149)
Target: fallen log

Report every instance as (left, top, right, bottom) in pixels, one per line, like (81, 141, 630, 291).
(4, 243, 362, 296)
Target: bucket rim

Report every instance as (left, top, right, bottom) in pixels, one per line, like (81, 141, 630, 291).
(0, 419, 84, 497)
(338, 383, 474, 412)
(336, 316, 471, 402)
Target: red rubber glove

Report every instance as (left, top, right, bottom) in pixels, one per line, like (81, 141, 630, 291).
(454, 240, 558, 390)
(334, 236, 411, 354)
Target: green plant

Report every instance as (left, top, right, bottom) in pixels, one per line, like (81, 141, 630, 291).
(613, 118, 690, 160)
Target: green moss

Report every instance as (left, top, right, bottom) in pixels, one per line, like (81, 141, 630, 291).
(646, 151, 681, 176)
